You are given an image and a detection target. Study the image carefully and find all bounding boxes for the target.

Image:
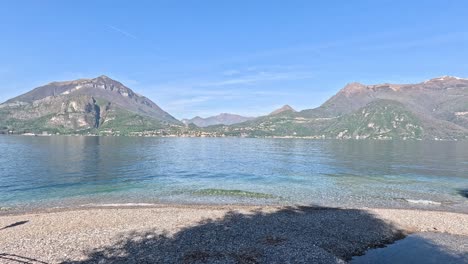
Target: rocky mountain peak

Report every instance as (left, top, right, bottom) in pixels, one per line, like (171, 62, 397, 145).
(96, 74, 111, 80)
(269, 105, 296, 115)
(337, 76, 468, 97)
(424, 75, 467, 83)
(339, 82, 367, 95)
(91, 75, 123, 86)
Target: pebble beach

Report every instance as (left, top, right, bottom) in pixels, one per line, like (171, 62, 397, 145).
(0, 205, 467, 263)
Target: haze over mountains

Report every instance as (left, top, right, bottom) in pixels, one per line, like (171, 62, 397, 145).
(182, 113, 255, 127)
(1, 75, 468, 140)
(181, 105, 299, 127)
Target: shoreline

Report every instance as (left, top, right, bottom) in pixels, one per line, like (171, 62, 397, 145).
(2, 199, 467, 217)
(1, 204, 467, 263)
(1, 134, 466, 141)
(0, 202, 282, 216)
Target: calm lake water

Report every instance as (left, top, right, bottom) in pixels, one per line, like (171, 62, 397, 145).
(1, 136, 467, 211)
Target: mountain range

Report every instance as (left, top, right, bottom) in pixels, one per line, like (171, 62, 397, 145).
(1, 75, 468, 140)
(211, 76, 468, 140)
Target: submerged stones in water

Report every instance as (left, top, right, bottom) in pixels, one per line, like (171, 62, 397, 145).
(193, 189, 276, 199)
(352, 232, 468, 264)
(404, 199, 442, 206)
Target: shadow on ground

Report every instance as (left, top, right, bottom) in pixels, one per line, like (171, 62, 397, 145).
(62, 206, 410, 263)
(0, 253, 48, 264)
(0, 220, 29, 230)
(459, 189, 468, 198)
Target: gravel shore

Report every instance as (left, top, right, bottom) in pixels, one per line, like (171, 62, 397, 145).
(0, 205, 467, 263)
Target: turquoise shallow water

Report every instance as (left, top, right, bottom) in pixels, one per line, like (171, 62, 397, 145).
(0, 136, 467, 211)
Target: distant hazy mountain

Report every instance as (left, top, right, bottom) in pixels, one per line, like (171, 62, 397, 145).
(0, 75, 181, 134)
(207, 76, 468, 140)
(182, 113, 255, 127)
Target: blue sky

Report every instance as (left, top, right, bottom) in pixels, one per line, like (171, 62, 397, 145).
(1, 1, 467, 118)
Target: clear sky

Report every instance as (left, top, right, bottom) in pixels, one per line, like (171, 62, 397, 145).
(1, 1, 467, 118)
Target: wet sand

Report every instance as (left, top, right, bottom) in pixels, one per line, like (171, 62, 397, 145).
(0, 205, 467, 263)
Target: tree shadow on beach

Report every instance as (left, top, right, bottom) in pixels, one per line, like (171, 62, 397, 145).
(458, 189, 468, 198)
(62, 206, 411, 264)
(0, 253, 48, 264)
(0, 220, 29, 230)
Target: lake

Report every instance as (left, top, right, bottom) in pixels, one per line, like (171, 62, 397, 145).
(1, 136, 467, 212)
